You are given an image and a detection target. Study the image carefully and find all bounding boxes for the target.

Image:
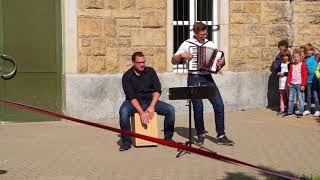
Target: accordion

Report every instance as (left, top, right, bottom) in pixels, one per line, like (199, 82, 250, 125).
(187, 46, 224, 73)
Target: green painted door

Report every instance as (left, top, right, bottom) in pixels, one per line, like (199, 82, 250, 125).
(0, 0, 61, 122)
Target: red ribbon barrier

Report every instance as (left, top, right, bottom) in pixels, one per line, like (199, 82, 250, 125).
(0, 99, 298, 180)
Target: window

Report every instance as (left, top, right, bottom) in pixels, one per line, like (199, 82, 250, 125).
(173, 0, 219, 73)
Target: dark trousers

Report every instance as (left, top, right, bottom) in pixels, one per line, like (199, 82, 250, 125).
(306, 82, 320, 112)
(187, 74, 225, 137)
(119, 100, 175, 144)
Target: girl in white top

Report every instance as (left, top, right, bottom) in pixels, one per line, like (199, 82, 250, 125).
(277, 50, 291, 114)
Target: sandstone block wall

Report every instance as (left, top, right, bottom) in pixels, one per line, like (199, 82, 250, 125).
(292, 0, 320, 48)
(77, 0, 167, 73)
(229, 0, 320, 72)
(77, 0, 320, 73)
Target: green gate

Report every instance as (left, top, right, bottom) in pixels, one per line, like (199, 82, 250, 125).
(0, 0, 61, 122)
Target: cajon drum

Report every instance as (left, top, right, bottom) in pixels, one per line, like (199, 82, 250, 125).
(131, 112, 158, 147)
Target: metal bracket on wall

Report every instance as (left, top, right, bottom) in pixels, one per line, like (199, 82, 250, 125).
(0, 53, 17, 80)
(212, 25, 220, 32)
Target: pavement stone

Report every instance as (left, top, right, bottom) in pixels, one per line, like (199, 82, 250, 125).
(0, 108, 320, 180)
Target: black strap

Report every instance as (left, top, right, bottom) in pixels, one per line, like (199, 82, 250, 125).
(186, 40, 210, 47)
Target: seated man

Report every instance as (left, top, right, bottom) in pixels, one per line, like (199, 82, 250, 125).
(119, 51, 175, 151)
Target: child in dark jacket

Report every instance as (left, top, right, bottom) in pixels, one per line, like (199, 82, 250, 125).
(273, 40, 290, 74)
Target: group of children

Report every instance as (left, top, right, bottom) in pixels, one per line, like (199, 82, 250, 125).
(273, 40, 320, 118)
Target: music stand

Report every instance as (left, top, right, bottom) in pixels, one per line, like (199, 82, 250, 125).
(169, 86, 215, 158)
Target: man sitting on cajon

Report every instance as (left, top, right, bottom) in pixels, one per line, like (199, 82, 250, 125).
(119, 51, 176, 151)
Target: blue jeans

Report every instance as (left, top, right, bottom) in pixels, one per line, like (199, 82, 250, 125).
(187, 74, 225, 137)
(288, 84, 304, 114)
(119, 100, 175, 144)
(306, 82, 320, 112)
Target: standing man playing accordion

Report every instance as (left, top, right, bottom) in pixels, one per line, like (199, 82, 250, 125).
(171, 22, 234, 146)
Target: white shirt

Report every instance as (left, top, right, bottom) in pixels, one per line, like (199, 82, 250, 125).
(174, 37, 215, 74)
(175, 37, 215, 55)
(279, 63, 289, 90)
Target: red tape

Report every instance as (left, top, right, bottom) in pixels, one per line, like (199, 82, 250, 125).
(0, 99, 298, 180)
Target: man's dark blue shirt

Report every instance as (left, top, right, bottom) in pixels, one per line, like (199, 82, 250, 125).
(122, 66, 162, 102)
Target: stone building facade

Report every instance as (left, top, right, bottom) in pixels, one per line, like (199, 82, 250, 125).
(75, 0, 320, 74)
(62, 0, 320, 120)
(230, 0, 320, 71)
(77, 0, 168, 74)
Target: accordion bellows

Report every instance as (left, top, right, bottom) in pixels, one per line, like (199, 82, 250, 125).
(188, 46, 224, 73)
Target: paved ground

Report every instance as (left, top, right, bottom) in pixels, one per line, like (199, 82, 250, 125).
(0, 108, 320, 180)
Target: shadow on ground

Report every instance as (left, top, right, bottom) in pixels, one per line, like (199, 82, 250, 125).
(205, 134, 220, 144)
(0, 170, 7, 175)
(174, 127, 236, 146)
(224, 167, 301, 180)
(267, 62, 280, 112)
(174, 127, 210, 142)
(267, 106, 279, 112)
(223, 172, 260, 180)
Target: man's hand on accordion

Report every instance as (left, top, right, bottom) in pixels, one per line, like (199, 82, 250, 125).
(180, 52, 193, 62)
(217, 58, 225, 68)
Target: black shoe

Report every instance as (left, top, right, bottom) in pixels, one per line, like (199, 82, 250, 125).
(276, 111, 285, 115)
(119, 142, 131, 151)
(283, 113, 293, 118)
(297, 114, 303, 118)
(197, 134, 205, 144)
(217, 135, 234, 146)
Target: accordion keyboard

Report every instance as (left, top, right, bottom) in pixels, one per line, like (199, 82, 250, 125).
(188, 47, 198, 71)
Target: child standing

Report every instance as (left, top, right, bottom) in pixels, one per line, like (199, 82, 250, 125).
(273, 40, 290, 73)
(299, 45, 306, 62)
(277, 49, 291, 115)
(270, 40, 290, 108)
(303, 43, 320, 116)
(315, 55, 320, 115)
(284, 49, 307, 118)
